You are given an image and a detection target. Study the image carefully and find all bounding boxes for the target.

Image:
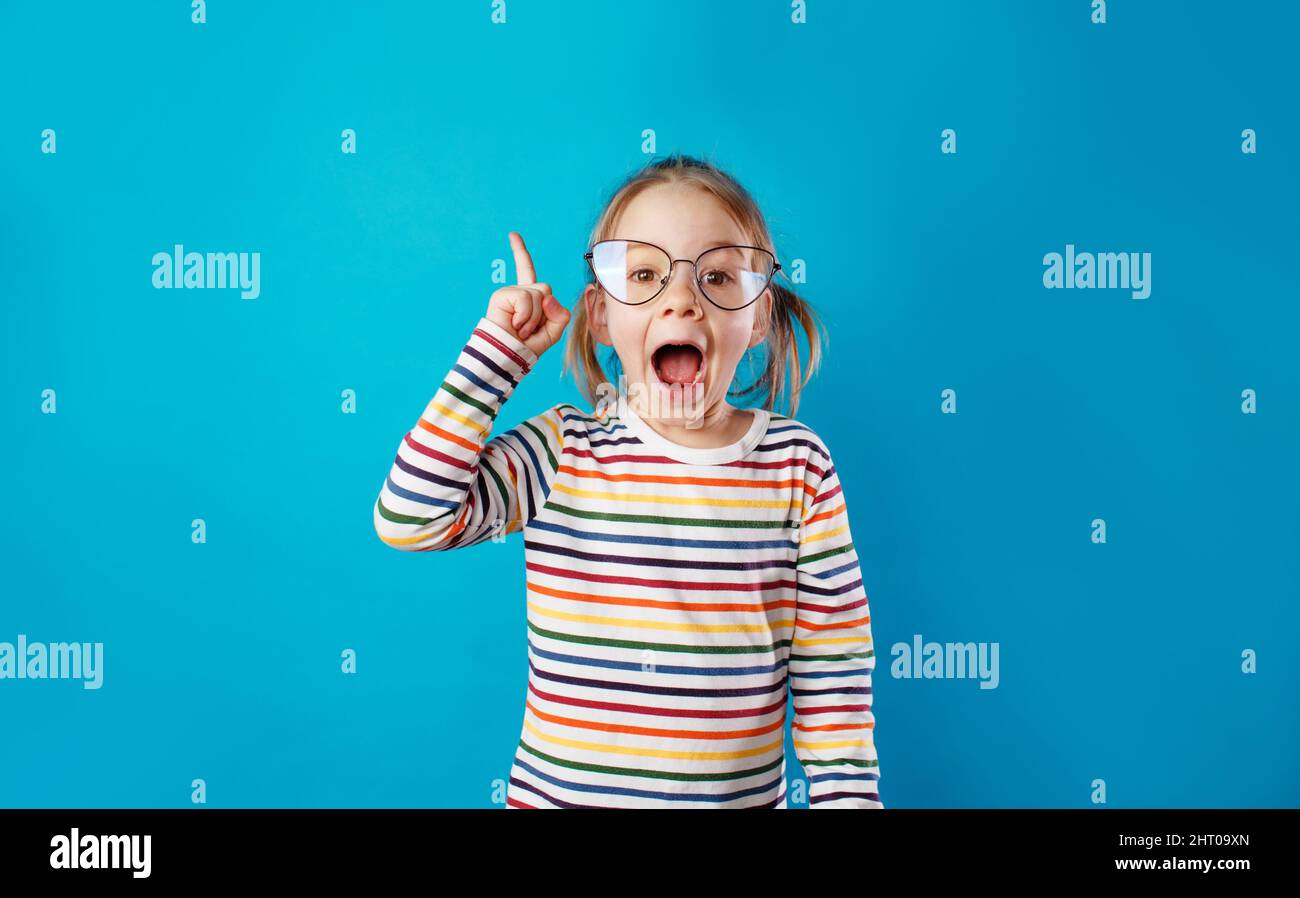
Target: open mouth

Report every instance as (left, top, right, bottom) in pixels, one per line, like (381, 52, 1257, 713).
(651, 343, 706, 387)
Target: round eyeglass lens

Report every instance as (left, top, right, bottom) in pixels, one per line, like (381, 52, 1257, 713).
(590, 240, 669, 304)
(695, 245, 775, 309)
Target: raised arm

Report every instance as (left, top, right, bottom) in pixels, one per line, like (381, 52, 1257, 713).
(374, 318, 569, 550)
(373, 231, 572, 552)
(789, 438, 883, 807)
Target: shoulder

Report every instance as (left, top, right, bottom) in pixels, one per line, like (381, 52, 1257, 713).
(765, 411, 833, 468)
(525, 402, 606, 445)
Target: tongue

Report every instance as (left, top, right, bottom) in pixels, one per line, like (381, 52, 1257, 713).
(656, 345, 703, 385)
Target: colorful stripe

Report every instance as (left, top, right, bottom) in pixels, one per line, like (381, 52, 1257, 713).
(374, 316, 882, 808)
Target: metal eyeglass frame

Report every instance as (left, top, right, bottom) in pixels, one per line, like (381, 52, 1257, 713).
(583, 238, 781, 311)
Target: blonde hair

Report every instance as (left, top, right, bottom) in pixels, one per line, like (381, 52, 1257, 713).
(562, 153, 827, 418)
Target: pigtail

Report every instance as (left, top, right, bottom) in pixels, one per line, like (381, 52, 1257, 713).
(562, 295, 622, 412)
(730, 280, 826, 418)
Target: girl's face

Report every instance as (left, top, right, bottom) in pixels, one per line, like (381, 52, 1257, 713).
(583, 183, 770, 426)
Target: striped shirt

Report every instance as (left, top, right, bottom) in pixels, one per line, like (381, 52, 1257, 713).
(374, 317, 881, 808)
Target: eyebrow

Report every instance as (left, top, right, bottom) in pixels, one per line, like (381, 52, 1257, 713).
(617, 239, 747, 255)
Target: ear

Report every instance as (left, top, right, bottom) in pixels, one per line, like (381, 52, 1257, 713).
(747, 289, 773, 349)
(585, 284, 612, 346)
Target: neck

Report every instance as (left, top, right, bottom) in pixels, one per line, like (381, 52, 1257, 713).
(628, 391, 753, 449)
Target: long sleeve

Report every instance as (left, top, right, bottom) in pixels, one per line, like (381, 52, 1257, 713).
(789, 439, 883, 808)
(373, 316, 566, 552)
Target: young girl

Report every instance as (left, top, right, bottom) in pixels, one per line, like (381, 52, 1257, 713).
(374, 154, 881, 809)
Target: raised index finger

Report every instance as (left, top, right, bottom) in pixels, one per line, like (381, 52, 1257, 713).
(509, 231, 536, 286)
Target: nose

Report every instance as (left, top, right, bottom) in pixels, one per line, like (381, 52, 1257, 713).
(657, 259, 705, 316)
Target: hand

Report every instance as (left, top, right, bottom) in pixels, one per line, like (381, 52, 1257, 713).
(485, 231, 572, 358)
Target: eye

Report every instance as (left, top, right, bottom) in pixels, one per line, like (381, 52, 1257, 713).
(702, 269, 733, 286)
(630, 267, 660, 284)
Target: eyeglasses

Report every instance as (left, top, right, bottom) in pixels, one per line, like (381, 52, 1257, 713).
(584, 239, 780, 310)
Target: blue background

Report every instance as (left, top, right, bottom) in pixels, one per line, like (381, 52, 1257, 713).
(2, 1, 1296, 808)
